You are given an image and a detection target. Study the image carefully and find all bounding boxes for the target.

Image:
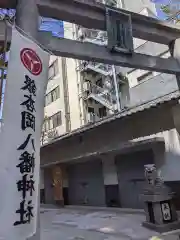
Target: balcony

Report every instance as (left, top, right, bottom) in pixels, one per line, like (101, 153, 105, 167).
(82, 82, 116, 110)
(41, 128, 58, 145)
(77, 61, 112, 77)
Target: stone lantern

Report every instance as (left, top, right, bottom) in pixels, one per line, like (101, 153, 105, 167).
(141, 164, 180, 233)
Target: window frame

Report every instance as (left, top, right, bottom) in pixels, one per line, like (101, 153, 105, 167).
(48, 59, 59, 80)
(137, 71, 153, 83)
(43, 111, 62, 131)
(45, 86, 60, 106)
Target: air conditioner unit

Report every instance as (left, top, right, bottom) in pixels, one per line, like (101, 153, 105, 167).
(83, 81, 91, 92)
(87, 112, 95, 123)
(105, 0, 117, 7)
(47, 129, 57, 139)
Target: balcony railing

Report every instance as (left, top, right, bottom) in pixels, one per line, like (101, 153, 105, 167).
(41, 128, 58, 145)
(82, 82, 115, 110)
(91, 83, 112, 103)
(77, 61, 112, 76)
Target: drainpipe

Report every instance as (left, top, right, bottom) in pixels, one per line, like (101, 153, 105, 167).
(62, 57, 71, 132)
(112, 65, 121, 112)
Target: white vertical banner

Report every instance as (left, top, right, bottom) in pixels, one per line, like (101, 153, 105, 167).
(0, 27, 49, 239)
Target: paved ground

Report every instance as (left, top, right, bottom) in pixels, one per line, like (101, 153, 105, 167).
(40, 207, 159, 240)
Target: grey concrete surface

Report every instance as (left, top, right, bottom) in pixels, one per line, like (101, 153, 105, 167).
(40, 207, 158, 240)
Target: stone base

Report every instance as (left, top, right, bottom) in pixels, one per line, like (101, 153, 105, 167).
(143, 221, 180, 233)
(55, 200, 64, 207)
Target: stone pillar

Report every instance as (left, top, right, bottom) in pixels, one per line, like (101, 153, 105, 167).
(153, 129, 180, 182)
(102, 154, 120, 207)
(52, 165, 64, 206)
(15, 0, 39, 40)
(141, 164, 180, 233)
(15, 1, 40, 239)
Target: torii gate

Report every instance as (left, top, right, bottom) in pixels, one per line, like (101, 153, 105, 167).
(0, 0, 180, 239)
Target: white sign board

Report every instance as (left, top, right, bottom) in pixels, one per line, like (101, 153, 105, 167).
(0, 27, 49, 239)
(161, 202, 171, 221)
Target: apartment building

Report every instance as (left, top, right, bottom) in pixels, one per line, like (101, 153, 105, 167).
(40, 0, 180, 208)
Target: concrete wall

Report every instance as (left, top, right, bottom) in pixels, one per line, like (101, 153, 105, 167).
(102, 155, 118, 185)
(102, 154, 119, 206)
(64, 22, 82, 131)
(129, 74, 178, 107)
(66, 57, 82, 131)
(45, 57, 67, 136)
(44, 22, 83, 138)
(122, 0, 156, 14)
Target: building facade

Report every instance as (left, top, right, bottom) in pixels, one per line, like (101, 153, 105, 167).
(40, 0, 180, 209)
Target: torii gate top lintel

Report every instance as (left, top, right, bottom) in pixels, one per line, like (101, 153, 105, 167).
(1, 0, 180, 44)
(37, 0, 180, 45)
(1, 0, 180, 74)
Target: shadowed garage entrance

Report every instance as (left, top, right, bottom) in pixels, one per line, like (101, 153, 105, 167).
(67, 159, 105, 206)
(116, 149, 154, 209)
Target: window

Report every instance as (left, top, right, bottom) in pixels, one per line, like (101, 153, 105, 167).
(48, 59, 59, 80)
(137, 72, 153, 82)
(43, 111, 62, 131)
(99, 107, 107, 118)
(44, 118, 52, 132)
(45, 86, 60, 106)
(52, 112, 62, 128)
(88, 107, 94, 113)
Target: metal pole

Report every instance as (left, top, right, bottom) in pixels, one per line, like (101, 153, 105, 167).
(112, 65, 121, 112)
(15, 1, 40, 240)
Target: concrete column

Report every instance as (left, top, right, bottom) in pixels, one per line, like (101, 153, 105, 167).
(15, 0, 39, 40)
(169, 38, 180, 88)
(62, 166, 69, 205)
(44, 168, 54, 204)
(153, 128, 180, 182)
(102, 154, 120, 207)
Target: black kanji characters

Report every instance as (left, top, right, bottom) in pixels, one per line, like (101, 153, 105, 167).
(17, 151, 35, 174)
(21, 111, 35, 131)
(15, 74, 37, 226)
(17, 134, 35, 151)
(21, 75, 36, 96)
(14, 200, 34, 226)
(17, 174, 35, 199)
(21, 94, 36, 113)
